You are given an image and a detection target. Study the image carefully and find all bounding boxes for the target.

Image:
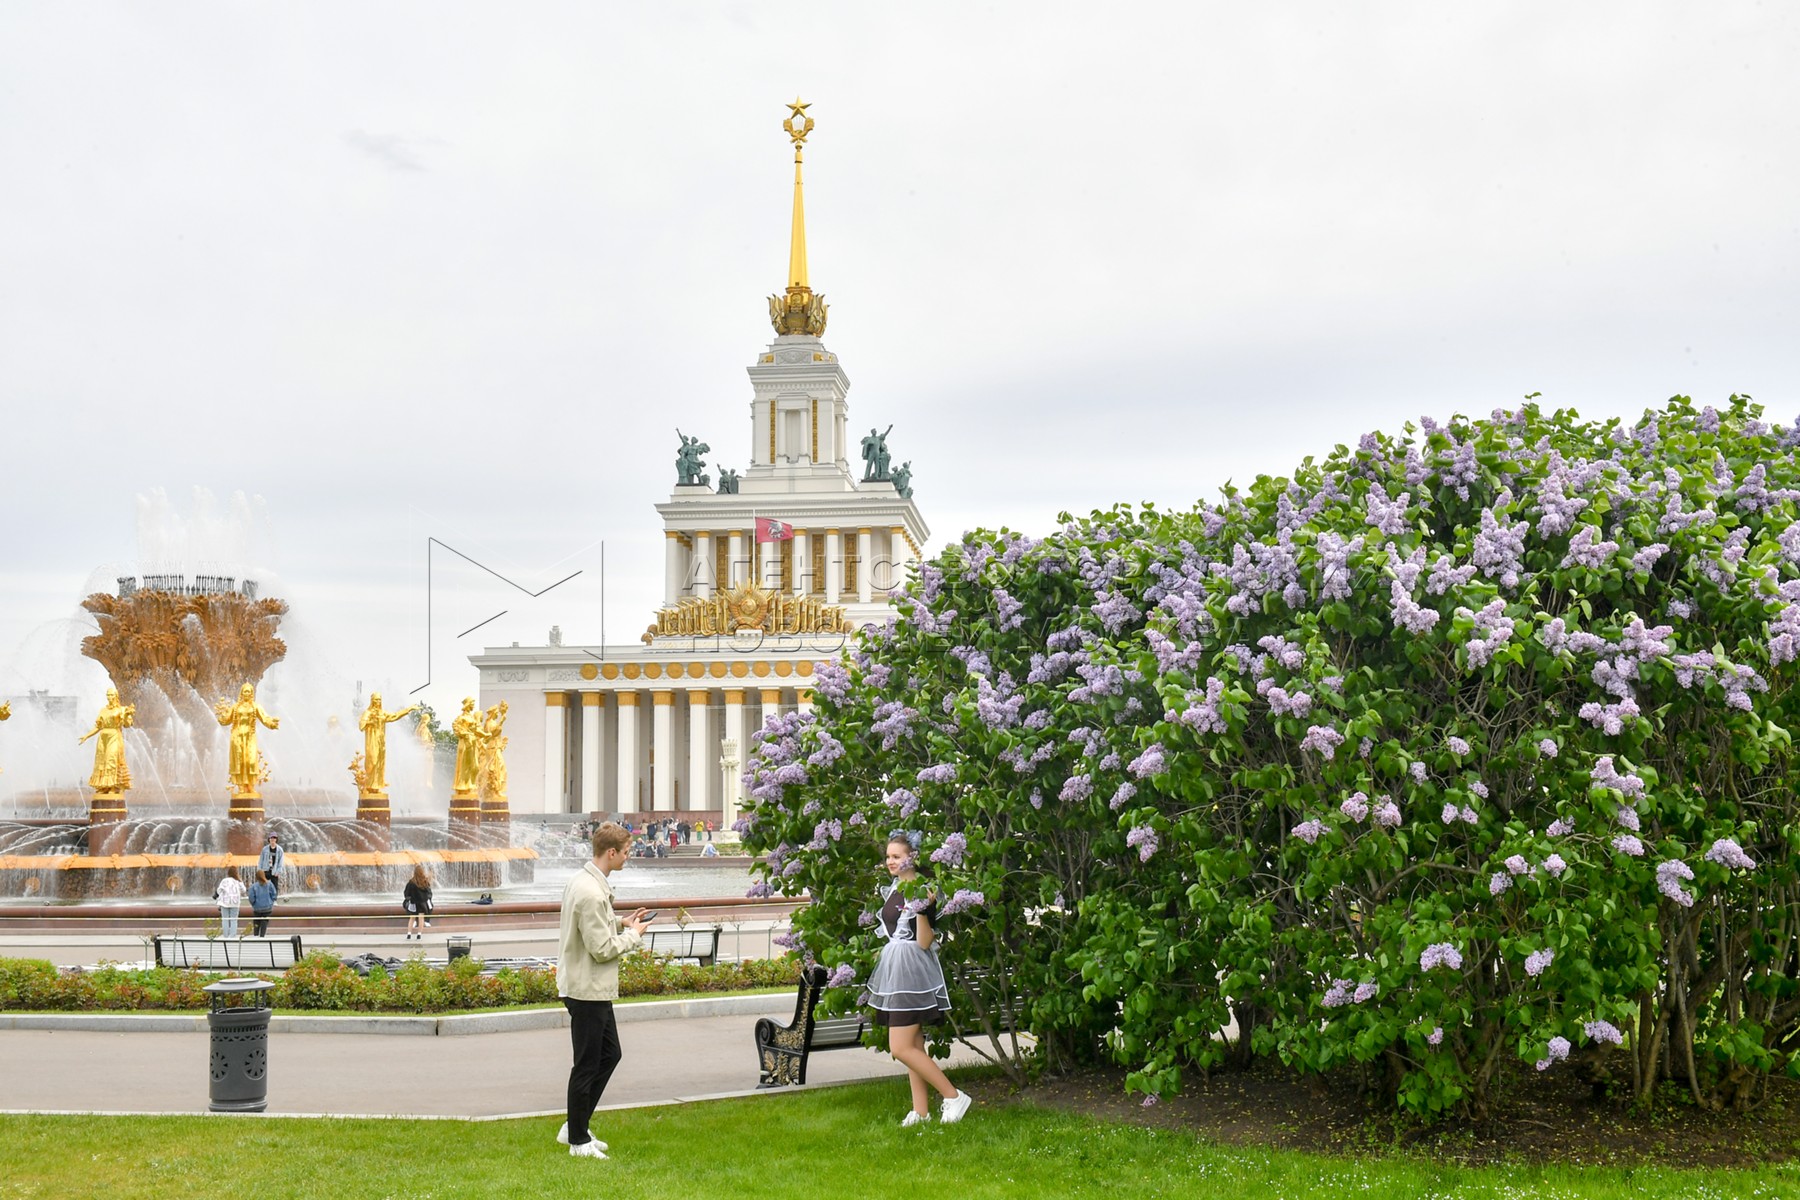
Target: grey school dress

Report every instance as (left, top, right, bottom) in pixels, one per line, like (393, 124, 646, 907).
(865, 884, 952, 1027)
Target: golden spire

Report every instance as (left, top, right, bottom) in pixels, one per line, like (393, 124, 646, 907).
(769, 97, 828, 337)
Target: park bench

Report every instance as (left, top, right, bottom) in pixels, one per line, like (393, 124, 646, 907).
(755, 964, 866, 1087)
(642, 925, 720, 966)
(753, 962, 1025, 1088)
(153, 934, 304, 971)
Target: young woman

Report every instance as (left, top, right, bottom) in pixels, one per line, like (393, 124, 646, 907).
(864, 832, 973, 1126)
(403, 867, 433, 940)
(247, 870, 276, 936)
(214, 866, 247, 938)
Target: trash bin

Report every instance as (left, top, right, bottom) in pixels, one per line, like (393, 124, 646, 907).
(447, 935, 472, 963)
(204, 977, 275, 1113)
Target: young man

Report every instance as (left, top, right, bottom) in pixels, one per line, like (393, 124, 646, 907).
(556, 821, 650, 1159)
(257, 834, 285, 895)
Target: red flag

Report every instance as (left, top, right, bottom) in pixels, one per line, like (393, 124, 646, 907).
(755, 518, 795, 543)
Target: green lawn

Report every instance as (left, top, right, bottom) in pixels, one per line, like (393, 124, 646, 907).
(1, 1080, 1794, 1200)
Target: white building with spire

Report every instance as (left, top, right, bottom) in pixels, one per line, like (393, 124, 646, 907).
(470, 101, 929, 823)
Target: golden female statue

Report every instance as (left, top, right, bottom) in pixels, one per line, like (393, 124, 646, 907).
(478, 701, 510, 801)
(357, 692, 419, 793)
(451, 697, 482, 797)
(78, 688, 136, 795)
(215, 683, 279, 797)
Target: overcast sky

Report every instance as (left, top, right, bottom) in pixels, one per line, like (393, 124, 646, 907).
(2, 2, 1796, 731)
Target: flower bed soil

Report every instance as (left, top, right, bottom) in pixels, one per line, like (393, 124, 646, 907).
(1019, 1062, 1800, 1170)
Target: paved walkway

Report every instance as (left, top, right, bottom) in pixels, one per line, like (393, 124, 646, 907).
(0, 996, 988, 1119)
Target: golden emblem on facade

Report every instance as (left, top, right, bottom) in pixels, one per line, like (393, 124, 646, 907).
(646, 578, 850, 641)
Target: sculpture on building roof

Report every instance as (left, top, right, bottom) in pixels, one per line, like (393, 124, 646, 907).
(891, 460, 914, 499)
(718, 468, 740, 494)
(861, 425, 893, 482)
(676, 430, 712, 487)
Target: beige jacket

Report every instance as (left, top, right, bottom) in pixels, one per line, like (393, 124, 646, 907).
(557, 861, 642, 1001)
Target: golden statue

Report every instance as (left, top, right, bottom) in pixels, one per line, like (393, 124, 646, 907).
(451, 697, 482, 799)
(214, 683, 279, 798)
(477, 701, 510, 802)
(78, 688, 136, 796)
(356, 692, 419, 794)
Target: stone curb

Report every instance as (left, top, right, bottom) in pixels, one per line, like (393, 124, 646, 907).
(0, 992, 791, 1036)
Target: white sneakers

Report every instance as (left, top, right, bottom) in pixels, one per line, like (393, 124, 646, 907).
(900, 1110, 929, 1127)
(569, 1140, 607, 1160)
(939, 1089, 974, 1124)
(556, 1123, 608, 1154)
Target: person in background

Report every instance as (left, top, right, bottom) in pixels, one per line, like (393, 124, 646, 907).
(403, 866, 433, 940)
(258, 833, 285, 895)
(214, 866, 247, 938)
(247, 869, 276, 936)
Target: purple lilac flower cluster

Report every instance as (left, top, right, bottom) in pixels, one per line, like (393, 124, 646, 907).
(1584, 1020, 1624, 1046)
(1292, 819, 1326, 845)
(1524, 948, 1554, 977)
(1655, 859, 1696, 907)
(1299, 725, 1345, 759)
(825, 965, 856, 988)
(1460, 598, 1516, 667)
(1126, 825, 1160, 862)
(1420, 943, 1463, 971)
(929, 832, 967, 867)
(1535, 1036, 1571, 1071)
(1704, 838, 1757, 869)
(938, 889, 986, 917)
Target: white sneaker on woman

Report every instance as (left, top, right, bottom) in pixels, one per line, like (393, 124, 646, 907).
(569, 1140, 607, 1159)
(900, 1110, 929, 1127)
(939, 1090, 974, 1124)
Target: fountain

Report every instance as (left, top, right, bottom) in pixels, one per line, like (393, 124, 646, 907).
(0, 491, 535, 903)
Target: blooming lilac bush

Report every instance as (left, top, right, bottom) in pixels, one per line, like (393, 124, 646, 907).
(742, 396, 1800, 1118)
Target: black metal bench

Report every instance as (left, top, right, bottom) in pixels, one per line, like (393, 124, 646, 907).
(753, 962, 1024, 1088)
(642, 925, 720, 966)
(153, 934, 304, 970)
(755, 964, 868, 1088)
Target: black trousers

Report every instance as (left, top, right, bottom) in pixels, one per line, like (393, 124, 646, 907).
(251, 914, 270, 936)
(564, 998, 622, 1145)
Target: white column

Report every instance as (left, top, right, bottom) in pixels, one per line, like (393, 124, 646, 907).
(694, 531, 713, 600)
(793, 529, 810, 595)
(759, 687, 783, 725)
(720, 738, 742, 834)
(580, 692, 602, 812)
(857, 527, 873, 603)
(723, 688, 745, 766)
(887, 525, 912, 594)
(687, 689, 710, 812)
(663, 532, 684, 604)
(825, 529, 842, 603)
(543, 693, 567, 814)
(760, 532, 779, 590)
(615, 692, 639, 815)
(652, 690, 675, 811)
(728, 531, 745, 587)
